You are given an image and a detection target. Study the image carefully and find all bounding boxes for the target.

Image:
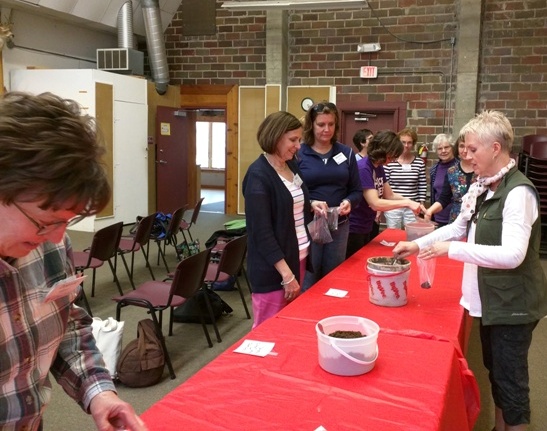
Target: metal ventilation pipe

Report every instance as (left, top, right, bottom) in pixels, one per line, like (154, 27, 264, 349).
(142, 0, 170, 95)
(117, 1, 135, 49)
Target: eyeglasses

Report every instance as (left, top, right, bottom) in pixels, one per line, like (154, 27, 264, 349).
(312, 102, 337, 113)
(13, 202, 85, 236)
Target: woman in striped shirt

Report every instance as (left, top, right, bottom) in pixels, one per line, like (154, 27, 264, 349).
(243, 111, 322, 328)
(383, 128, 427, 228)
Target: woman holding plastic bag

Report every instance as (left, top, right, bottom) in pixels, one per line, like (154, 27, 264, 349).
(297, 101, 363, 291)
(243, 111, 323, 328)
(393, 111, 547, 431)
(346, 130, 426, 258)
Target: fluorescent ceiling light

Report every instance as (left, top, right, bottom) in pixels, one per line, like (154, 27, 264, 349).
(222, 0, 367, 11)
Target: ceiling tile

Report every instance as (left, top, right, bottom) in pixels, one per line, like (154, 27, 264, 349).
(71, 0, 110, 22)
(38, 0, 77, 12)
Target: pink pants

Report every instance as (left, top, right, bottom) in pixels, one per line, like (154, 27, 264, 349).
(251, 259, 306, 329)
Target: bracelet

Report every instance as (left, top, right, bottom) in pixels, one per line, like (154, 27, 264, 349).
(280, 274, 295, 286)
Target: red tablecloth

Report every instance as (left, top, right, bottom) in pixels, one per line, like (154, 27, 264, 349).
(141, 229, 480, 430)
(278, 229, 471, 352)
(142, 317, 474, 431)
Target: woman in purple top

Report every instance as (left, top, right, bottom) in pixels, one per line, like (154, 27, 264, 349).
(347, 131, 426, 257)
(429, 134, 458, 226)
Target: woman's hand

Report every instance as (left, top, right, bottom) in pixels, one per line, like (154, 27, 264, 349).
(90, 391, 148, 431)
(392, 241, 419, 259)
(311, 200, 328, 216)
(338, 199, 351, 216)
(408, 200, 427, 217)
(417, 242, 450, 260)
(282, 277, 301, 302)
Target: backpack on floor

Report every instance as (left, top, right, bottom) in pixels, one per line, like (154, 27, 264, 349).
(116, 319, 165, 387)
(173, 289, 233, 324)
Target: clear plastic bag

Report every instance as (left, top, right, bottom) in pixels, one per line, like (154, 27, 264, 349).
(327, 207, 339, 231)
(308, 213, 333, 244)
(417, 256, 436, 289)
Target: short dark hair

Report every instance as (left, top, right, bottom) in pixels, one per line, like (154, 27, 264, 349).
(367, 130, 403, 164)
(353, 128, 373, 151)
(0, 92, 111, 214)
(257, 111, 303, 154)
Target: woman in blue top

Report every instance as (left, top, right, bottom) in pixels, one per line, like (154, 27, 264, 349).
(297, 101, 363, 291)
(429, 134, 459, 226)
(347, 131, 426, 258)
(425, 137, 476, 224)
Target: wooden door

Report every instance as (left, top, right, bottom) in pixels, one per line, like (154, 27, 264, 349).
(155, 106, 196, 214)
(338, 101, 407, 153)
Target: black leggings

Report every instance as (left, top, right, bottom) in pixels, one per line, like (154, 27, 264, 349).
(480, 320, 538, 425)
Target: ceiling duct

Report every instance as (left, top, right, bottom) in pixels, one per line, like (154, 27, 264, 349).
(118, 1, 135, 49)
(143, 0, 170, 95)
(97, 2, 143, 76)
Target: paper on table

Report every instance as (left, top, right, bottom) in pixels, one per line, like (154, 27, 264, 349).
(325, 288, 348, 298)
(380, 240, 396, 246)
(234, 339, 275, 357)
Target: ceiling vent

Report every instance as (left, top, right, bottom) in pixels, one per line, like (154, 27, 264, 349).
(96, 47, 144, 75)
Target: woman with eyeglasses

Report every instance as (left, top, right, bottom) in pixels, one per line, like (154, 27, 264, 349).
(297, 101, 363, 291)
(426, 133, 459, 226)
(0, 92, 147, 431)
(383, 128, 428, 229)
(346, 130, 426, 258)
(425, 136, 477, 225)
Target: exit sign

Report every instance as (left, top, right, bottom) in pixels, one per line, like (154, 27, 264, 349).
(360, 66, 378, 79)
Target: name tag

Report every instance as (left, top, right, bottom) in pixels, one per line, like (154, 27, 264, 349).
(402, 163, 412, 171)
(43, 274, 86, 303)
(333, 152, 347, 165)
(293, 173, 303, 187)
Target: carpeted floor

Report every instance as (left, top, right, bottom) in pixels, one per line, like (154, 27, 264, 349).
(43, 213, 547, 430)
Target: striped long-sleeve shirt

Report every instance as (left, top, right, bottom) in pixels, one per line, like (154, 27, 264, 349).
(384, 156, 427, 202)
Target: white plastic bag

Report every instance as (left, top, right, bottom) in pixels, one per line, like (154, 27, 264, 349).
(91, 317, 125, 378)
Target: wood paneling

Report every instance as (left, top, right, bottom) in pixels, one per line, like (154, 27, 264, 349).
(180, 84, 239, 215)
(238, 87, 267, 214)
(95, 82, 113, 218)
(287, 86, 332, 120)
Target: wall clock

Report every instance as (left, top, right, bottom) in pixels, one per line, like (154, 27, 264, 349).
(301, 97, 314, 111)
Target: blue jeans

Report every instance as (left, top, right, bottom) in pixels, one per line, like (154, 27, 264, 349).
(302, 219, 349, 291)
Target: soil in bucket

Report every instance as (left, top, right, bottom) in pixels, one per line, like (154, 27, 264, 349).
(316, 315, 379, 376)
(367, 257, 411, 307)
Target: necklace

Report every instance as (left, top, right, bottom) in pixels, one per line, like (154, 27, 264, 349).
(264, 153, 288, 172)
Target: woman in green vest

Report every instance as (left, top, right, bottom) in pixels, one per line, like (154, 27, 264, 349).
(393, 110, 547, 431)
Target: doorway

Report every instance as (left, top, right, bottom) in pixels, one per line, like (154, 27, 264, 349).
(195, 109, 226, 213)
(338, 101, 407, 152)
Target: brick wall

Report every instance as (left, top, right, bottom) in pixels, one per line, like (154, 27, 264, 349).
(163, 0, 547, 143)
(480, 1, 547, 137)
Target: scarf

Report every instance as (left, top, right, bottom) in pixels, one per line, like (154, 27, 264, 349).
(459, 158, 515, 221)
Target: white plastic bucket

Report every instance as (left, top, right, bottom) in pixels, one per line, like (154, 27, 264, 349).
(316, 315, 380, 376)
(367, 257, 411, 307)
(405, 221, 435, 241)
